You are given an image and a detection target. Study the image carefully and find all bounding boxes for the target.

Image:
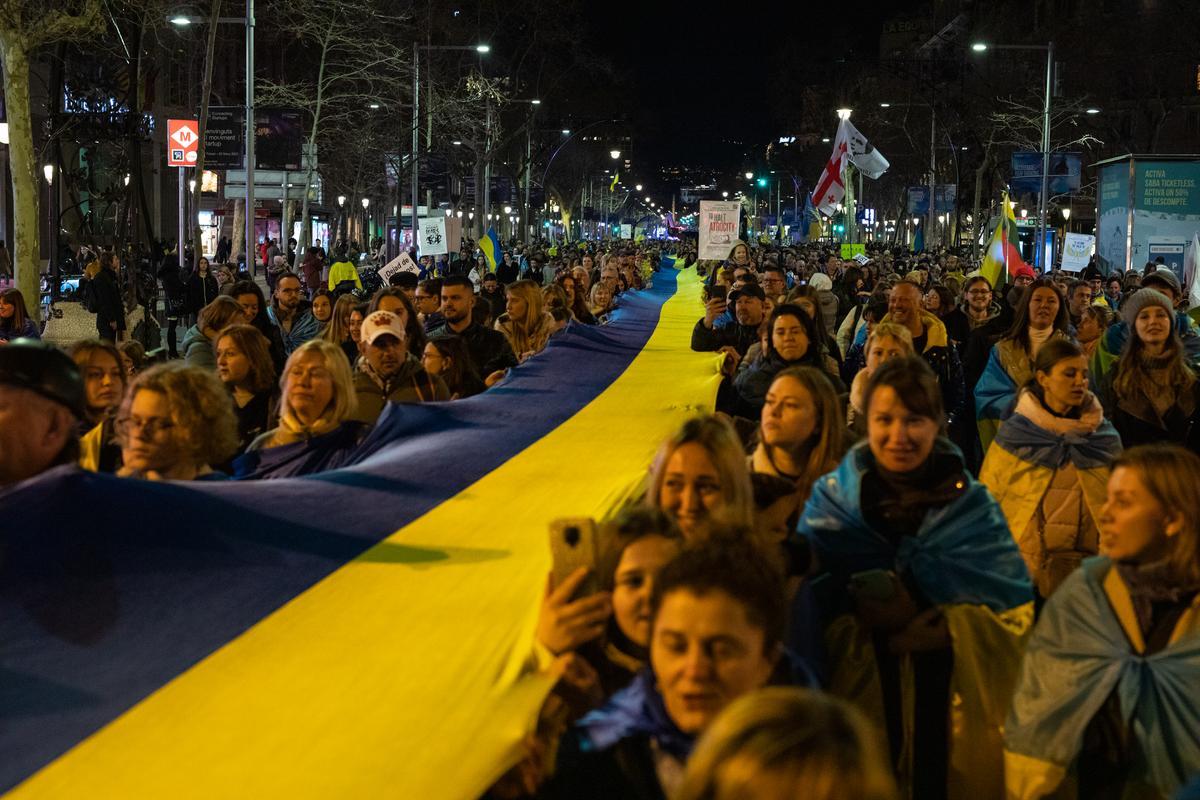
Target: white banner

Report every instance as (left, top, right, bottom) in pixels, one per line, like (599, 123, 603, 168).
(619, 224, 632, 240)
(698, 201, 742, 260)
(418, 217, 448, 256)
(1060, 232, 1096, 272)
(377, 252, 421, 283)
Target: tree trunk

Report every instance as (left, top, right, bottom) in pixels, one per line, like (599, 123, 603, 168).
(231, 199, 244, 261)
(0, 36, 42, 322)
(971, 146, 992, 262)
(189, 0, 221, 264)
(293, 32, 329, 270)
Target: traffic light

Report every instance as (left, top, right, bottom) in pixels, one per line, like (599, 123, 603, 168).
(833, 224, 845, 234)
(756, 177, 768, 188)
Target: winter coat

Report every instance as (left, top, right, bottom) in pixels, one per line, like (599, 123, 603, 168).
(1099, 361, 1200, 452)
(733, 348, 843, 417)
(0, 317, 39, 342)
(980, 390, 1120, 598)
(158, 262, 188, 316)
(975, 332, 1073, 452)
(349, 356, 449, 424)
(798, 438, 1033, 800)
(181, 325, 217, 370)
(185, 270, 219, 316)
(426, 320, 517, 378)
(690, 318, 761, 356)
(92, 267, 126, 334)
(878, 310, 966, 426)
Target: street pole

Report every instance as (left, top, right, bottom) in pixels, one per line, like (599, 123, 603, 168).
(411, 45, 419, 248)
(178, 167, 186, 276)
(927, 104, 936, 251)
(244, 0, 255, 273)
(524, 113, 531, 241)
(483, 99, 492, 236)
(1038, 42, 1054, 271)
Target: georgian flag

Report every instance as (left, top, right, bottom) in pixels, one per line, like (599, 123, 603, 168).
(812, 119, 890, 216)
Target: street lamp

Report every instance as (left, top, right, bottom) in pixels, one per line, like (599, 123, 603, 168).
(188, 178, 197, 193)
(610, 149, 621, 159)
(836, 107, 852, 119)
(745, 172, 753, 180)
(413, 42, 490, 243)
(1085, 108, 1101, 115)
(635, 184, 642, 191)
(42, 163, 53, 185)
(722, 191, 728, 198)
(972, 39, 1054, 270)
(124, 174, 130, 186)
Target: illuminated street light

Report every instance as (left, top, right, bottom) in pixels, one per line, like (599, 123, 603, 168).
(1062, 208, 1071, 220)
(504, 205, 512, 214)
(722, 191, 728, 198)
(476, 44, 490, 52)
(744, 172, 753, 179)
(879, 102, 891, 108)
(361, 197, 370, 209)
(635, 184, 643, 191)
(1085, 108, 1101, 114)
(610, 150, 621, 159)
(971, 42, 988, 52)
(42, 164, 54, 185)
(836, 107, 852, 119)
(169, 15, 192, 25)
(337, 195, 346, 207)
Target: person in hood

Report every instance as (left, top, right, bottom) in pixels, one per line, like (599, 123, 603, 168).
(350, 309, 448, 423)
(182, 296, 244, 371)
(980, 339, 1122, 601)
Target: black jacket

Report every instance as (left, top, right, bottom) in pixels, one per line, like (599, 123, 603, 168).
(427, 320, 517, 377)
(1100, 369, 1200, 452)
(538, 733, 665, 800)
(690, 318, 761, 356)
(185, 270, 219, 315)
(158, 262, 188, 315)
(93, 268, 125, 332)
(496, 259, 520, 284)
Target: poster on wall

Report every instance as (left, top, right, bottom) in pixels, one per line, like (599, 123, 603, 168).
(698, 201, 742, 259)
(1096, 162, 1131, 275)
(620, 224, 633, 240)
(1060, 233, 1096, 272)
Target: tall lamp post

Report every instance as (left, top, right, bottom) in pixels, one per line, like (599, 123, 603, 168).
(169, 6, 255, 270)
(361, 197, 370, 246)
(337, 195, 346, 244)
(412, 43, 489, 245)
(972, 40, 1054, 270)
(43, 164, 56, 301)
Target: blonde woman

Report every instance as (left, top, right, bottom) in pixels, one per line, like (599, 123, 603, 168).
(236, 338, 367, 479)
(589, 281, 614, 319)
(1006, 444, 1200, 799)
(647, 414, 755, 542)
(321, 293, 358, 364)
(495, 279, 554, 362)
(677, 688, 898, 800)
(847, 322, 914, 434)
(116, 362, 240, 480)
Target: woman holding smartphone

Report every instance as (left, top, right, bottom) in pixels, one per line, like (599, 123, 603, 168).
(797, 356, 1032, 800)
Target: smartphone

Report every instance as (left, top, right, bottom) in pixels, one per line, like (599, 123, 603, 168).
(549, 518, 601, 599)
(704, 284, 728, 304)
(849, 569, 897, 602)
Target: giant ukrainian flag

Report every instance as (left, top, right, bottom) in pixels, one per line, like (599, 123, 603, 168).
(0, 269, 720, 798)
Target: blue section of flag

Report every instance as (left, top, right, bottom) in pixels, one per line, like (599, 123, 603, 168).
(0, 271, 680, 792)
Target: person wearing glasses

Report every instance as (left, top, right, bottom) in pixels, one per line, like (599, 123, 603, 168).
(116, 362, 240, 481)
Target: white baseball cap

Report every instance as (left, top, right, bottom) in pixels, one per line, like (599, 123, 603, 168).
(360, 310, 407, 345)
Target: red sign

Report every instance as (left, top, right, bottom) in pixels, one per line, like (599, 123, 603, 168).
(167, 119, 200, 167)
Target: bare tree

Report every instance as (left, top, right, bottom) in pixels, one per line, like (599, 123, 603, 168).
(256, 0, 411, 268)
(0, 0, 102, 320)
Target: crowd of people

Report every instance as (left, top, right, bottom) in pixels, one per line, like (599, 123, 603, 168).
(2, 232, 1199, 800)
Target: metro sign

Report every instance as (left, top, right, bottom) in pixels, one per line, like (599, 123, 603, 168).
(167, 118, 200, 167)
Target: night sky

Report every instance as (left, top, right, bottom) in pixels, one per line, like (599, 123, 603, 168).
(584, 1, 901, 173)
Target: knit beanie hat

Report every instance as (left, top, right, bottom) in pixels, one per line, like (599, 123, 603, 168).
(1122, 287, 1174, 325)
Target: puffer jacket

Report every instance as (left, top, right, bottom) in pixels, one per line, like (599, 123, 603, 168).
(979, 389, 1120, 598)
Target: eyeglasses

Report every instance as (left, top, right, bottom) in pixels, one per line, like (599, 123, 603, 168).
(114, 416, 175, 438)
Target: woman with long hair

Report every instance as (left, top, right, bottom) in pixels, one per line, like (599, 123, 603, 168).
(321, 293, 358, 365)
(799, 356, 1032, 800)
(224, 279, 286, 374)
(421, 335, 485, 399)
(1100, 287, 1200, 451)
(0, 287, 38, 341)
(589, 281, 614, 320)
(975, 277, 1072, 450)
(981, 338, 1122, 600)
(310, 288, 334, 333)
(215, 324, 280, 452)
(496, 279, 555, 362)
(750, 366, 846, 506)
(847, 322, 914, 435)
(647, 414, 755, 542)
(71, 339, 127, 473)
(1006, 444, 1200, 799)
(557, 272, 596, 324)
(734, 304, 844, 417)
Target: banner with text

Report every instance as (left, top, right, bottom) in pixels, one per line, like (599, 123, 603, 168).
(1060, 233, 1096, 272)
(698, 201, 742, 260)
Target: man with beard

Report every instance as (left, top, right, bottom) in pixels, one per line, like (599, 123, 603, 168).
(478, 272, 507, 321)
(428, 275, 517, 382)
(691, 283, 766, 360)
(268, 272, 319, 355)
(883, 280, 963, 423)
(351, 310, 448, 422)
